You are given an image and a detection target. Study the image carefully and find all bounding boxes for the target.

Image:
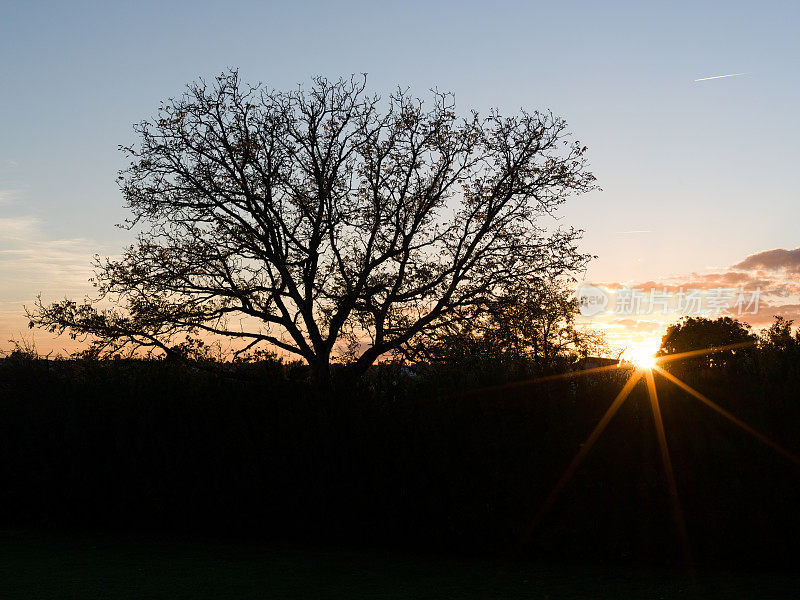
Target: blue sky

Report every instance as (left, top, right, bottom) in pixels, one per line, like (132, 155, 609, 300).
(2, 0, 799, 352)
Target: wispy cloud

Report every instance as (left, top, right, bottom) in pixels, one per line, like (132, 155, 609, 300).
(0, 213, 110, 351)
(0, 215, 40, 237)
(0, 158, 23, 205)
(0, 215, 107, 305)
(694, 73, 747, 82)
(0, 189, 23, 206)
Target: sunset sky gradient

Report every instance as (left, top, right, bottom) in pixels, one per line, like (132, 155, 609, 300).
(2, 0, 799, 355)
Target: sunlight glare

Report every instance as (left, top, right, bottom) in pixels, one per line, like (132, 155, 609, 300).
(630, 351, 657, 370)
(623, 339, 660, 370)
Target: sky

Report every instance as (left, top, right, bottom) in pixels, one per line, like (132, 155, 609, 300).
(1, 0, 799, 356)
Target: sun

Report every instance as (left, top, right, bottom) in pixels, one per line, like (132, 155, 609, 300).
(622, 339, 661, 370)
(628, 350, 657, 370)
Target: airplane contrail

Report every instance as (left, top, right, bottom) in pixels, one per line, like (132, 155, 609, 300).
(694, 73, 747, 82)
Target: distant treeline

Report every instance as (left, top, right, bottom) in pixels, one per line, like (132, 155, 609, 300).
(2, 319, 800, 570)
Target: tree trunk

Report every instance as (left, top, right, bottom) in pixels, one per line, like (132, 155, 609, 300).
(309, 358, 333, 396)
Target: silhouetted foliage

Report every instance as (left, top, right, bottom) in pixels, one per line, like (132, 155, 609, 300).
(657, 316, 757, 371)
(28, 71, 595, 387)
(755, 316, 800, 383)
(414, 277, 605, 373)
(760, 316, 799, 353)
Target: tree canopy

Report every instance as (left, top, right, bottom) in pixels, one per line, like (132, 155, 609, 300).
(30, 71, 596, 384)
(657, 316, 757, 369)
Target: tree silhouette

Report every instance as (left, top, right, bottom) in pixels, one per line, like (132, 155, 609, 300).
(30, 71, 595, 386)
(657, 316, 757, 369)
(760, 316, 798, 353)
(415, 277, 604, 371)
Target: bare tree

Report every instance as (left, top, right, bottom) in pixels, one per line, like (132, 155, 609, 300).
(30, 71, 596, 386)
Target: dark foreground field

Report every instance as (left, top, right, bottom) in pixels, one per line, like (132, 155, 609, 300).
(2, 355, 800, 595)
(2, 532, 799, 599)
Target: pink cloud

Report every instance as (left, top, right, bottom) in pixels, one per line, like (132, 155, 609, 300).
(733, 247, 800, 273)
(582, 246, 800, 344)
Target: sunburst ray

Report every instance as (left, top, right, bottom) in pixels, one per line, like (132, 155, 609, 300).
(645, 368, 691, 564)
(478, 338, 800, 558)
(515, 370, 643, 549)
(656, 341, 756, 365)
(653, 366, 800, 466)
(440, 363, 630, 401)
